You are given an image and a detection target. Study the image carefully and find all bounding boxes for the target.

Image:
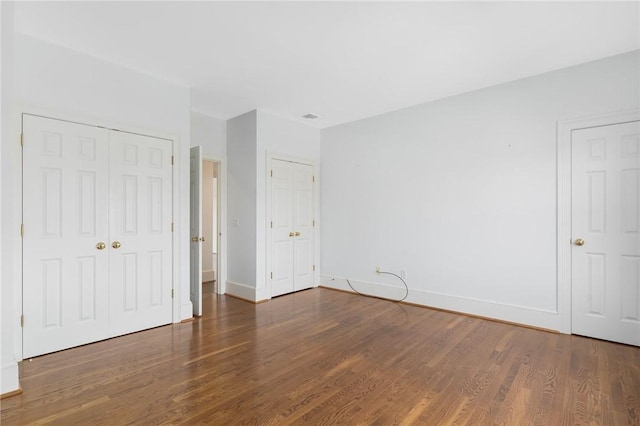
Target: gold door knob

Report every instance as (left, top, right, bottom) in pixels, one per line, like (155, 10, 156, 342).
(574, 238, 585, 246)
(294, 232, 301, 237)
(289, 232, 295, 237)
(191, 236, 198, 242)
(96, 242, 106, 250)
(112, 241, 122, 249)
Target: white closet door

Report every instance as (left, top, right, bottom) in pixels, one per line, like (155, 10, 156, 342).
(23, 115, 110, 358)
(270, 159, 314, 297)
(571, 121, 640, 346)
(108, 131, 173, 336)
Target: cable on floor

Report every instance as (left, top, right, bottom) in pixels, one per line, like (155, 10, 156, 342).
(346, 270, 408, 303)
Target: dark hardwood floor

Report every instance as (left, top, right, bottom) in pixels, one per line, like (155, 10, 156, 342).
(2, 286, 639, 425)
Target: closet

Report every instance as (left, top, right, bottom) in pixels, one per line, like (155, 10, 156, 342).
(270, 158, 315, 297)
(22, 114, 173, 358)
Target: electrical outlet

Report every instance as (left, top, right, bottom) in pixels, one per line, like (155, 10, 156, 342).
(375, 266, 381, 274)
(400, 269, 407, 279)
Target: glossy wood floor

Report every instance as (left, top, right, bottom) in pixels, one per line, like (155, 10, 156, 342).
(2, 285, 639, 425)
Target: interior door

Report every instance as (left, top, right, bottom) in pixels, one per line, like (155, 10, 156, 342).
(22, 114, 110, 358)
(271, 159, 314, 297)
(571, 120, 640, 346)
(190, 146, 203, 316)
(108, 130, 173, 336)
(271, 159, 295, 297)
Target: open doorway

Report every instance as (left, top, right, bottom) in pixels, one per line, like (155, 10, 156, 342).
(190, 147, 224, 317)
(202, 160, 219, 294)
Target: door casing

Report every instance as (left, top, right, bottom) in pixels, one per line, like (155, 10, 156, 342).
(557, 109, 640, 335)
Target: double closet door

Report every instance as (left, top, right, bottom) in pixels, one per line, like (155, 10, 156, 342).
(22, 114, 173, 358)
(271, 159, 315, 297)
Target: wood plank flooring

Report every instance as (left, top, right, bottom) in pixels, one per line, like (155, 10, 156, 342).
(2, 286, 639, 425)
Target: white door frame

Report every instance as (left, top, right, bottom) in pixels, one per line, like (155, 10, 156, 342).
(203, 154, 227, 296)
(15, 106, 181, 361)
(557, 109, 640, 334)
(266, 152, 318, 299)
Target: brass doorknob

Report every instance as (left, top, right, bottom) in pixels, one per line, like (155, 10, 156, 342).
(96, 242, 106, 250)
(191, 236, 198, 242)
(574, 238, 585, 246)
(294, 232, 301, 237)
(289, 232, 295, 237)
(112, 241, 122, 249)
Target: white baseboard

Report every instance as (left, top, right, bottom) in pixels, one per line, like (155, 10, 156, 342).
(202, 269, 216, 283)
(255, 286, 271, 302)
(180, 301, 193, 322)
(1, 362, 19, 395)
(319, 275, 562, 332)
(226, 281, 258, 302)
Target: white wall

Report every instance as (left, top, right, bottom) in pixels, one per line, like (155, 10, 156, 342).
(320, 50, 640, 331)
(6, 33, 193, 372)
(190, 110, 226, 158)
(1, 1, 20, 396)
(227, 110, 258, 298)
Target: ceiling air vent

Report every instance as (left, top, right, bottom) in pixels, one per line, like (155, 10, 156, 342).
(302, 113, 320, 120)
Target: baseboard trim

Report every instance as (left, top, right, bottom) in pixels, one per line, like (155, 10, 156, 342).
(1, 387, 22, 400)
(319, 285, 559, 334)
(202, 269, 216, 283)
(180, 301, 193, 322)
(319, 275, 562, 332)
(225, 281, 270, 303)
(1, 362, 20, 397)
(226, 293, 269, 304)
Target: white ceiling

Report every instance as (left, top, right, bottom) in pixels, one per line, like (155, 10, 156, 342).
(13, 1, 640, 129)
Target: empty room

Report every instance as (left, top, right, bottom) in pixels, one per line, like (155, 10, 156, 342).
(1, 1, 639, 424)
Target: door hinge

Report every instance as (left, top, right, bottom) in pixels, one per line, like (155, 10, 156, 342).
(20, 133, 24, 147)
(171, 156, 174, 166)
(313, 175, 315, 183)
(20, 315, 24, 328)
(270, 170, 273, 177)
(270, 221, 273, 228)
(20, 224, 24, 237)
(313, 265, 316, 272)
(313, 220, 315, 227)
(270, 272, 273, 279)
(171, 289, 174, 299)
(171, 222, 174, 232)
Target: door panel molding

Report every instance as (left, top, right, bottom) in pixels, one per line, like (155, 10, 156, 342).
(557, 109, 640, 335)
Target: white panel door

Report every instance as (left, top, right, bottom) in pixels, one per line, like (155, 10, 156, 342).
(270, 159, 314, 297)
(190, 146, 203, 316)
(23, 115, 110, 358)
(271, 159, 295, 297)
(572, 121, 640, 346)
(108, 131, 173, 336)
